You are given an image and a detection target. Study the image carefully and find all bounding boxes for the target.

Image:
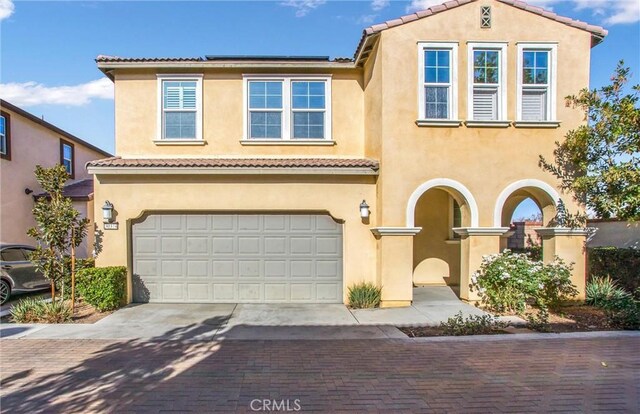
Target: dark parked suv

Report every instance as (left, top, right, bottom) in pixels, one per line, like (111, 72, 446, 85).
(0, 244, 50, 305)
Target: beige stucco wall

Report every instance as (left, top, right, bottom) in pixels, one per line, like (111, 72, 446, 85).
(97, 0, 598, 304)
(93, 174, 377, 302)
(587, 221, 640, 249)
(0, 107, 106, 250)
(375, 0, 590, 230)
(114, 69, 365, 158)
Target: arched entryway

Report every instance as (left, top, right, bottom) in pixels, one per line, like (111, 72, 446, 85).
(406, 179, 478, 290)
(494, 179, 560, 256)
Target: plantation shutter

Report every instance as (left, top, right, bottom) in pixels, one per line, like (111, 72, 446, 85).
(522, 89, 547, 121)
(473, 88, 498, 120)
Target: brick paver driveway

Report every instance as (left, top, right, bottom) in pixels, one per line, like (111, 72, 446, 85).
(1, 335, 639, 413)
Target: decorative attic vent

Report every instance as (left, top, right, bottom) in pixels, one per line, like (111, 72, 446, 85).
(481, 6, 491, 28)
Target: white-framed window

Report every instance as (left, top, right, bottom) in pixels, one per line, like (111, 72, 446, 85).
(418, 42, 458, 121)
(60, 140, 74, 178)
(243, 75, 332, 140)
(517, 43, 557, 122)
(157, 74, 203, 140)
(449, 196, 462, 240)
(0, 114, 7, 156)
(467, 42, 507, 121)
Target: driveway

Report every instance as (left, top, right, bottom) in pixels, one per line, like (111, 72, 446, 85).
(1, 334, 638, 412)
(1, 287, 504, 340)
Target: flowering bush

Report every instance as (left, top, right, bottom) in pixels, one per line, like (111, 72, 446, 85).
(470, 250, 578, 314)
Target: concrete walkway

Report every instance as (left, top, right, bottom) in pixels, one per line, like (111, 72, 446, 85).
(0, 287, 519, 341)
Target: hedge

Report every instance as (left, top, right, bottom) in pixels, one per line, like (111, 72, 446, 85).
(76, 266, 127, 312)
(588, 247, 640, 294)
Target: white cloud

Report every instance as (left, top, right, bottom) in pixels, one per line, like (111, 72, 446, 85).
(0, 0, 14, 21)
(0, 78, 114, 107)
(357, 14, 378, 25)
(371, 0, 390, 11)
(280, 0, 326, 17)
(406, 0, 445, 13)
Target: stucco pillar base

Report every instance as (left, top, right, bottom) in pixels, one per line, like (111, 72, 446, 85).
(454, 227, 511, 302)
(535, 228, 589, 300)
(372, 227, 421, 307)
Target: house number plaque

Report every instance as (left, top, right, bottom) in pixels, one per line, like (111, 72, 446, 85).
(104, 223, 119, 230)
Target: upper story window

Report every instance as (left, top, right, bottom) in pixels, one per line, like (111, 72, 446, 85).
(417, 42, 459, 124)
(0, 111, 10, 160)
(157, 74, 203, 141)
(468, 42, 507, 122)
(244, 75, 331, 141)
(60, 140, 75, 178)
(517, 43, 557, 122)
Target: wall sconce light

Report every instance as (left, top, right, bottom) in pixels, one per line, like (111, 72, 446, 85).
(359, 200, 370, 219)
(102, 200, 114, 223)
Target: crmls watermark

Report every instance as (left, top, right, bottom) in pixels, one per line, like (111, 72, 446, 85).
(249, 399, 301, 412)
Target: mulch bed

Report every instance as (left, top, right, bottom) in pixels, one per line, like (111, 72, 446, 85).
(1, 299, 112, 324)
(399, 304, 616, 337)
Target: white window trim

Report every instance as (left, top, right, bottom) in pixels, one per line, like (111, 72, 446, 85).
(417, 42, 459, 124)
(62, 143, 73, 175)
(0, 115, 6, 155)
(467, 42, 508, 122)
(516, 42, 558, 123)
(156, 74, 203, 142)
(242, 74, 332, 141)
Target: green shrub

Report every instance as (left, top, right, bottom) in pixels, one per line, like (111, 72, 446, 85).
(55, 257, 97, 299)
(607, 301, 640, 330)
(77, 266, 127, 312)
(470, 250, 578, 313)
(588, 247, 640, 294)
(439, 312, 507, 336)
(10, 298, 72, 323)
(347, 282, 382, 309)
(586, 276, 629, 308)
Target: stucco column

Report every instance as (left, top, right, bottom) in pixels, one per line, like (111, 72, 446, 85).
(535, 228, 589, 300)
(371, 227, 422, 308)
(454, 227, 511, 302)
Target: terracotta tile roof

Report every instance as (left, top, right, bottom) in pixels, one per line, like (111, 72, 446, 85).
(355, 0, 608, 62)
(35, 178, 94, 201)
(95, 55, 203, 63)
(88, 157, 379, 170)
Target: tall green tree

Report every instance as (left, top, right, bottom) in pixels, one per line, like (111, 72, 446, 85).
(27, 165, 89, 300)
(540, 61, 640, 222)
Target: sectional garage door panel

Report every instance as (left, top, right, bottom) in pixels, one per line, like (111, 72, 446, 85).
(132, 214, 343, 303)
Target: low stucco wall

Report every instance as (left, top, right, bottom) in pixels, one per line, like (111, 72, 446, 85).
(588, 221, 640, 250)
(94, 174, 378, 303)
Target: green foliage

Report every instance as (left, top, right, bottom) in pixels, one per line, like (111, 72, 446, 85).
(439, 312, 507, 336)
(585, 276, 639, 330)
(470, 250, 578, 314)
(347, 282, 382, 309)
(539, 62, 640, 221)
(588, 247, 640, 295)
(76, 266, 127, 312)
(10, 297, 72, 324)
(525, 308, 551, 332)
(55, 257, 97, 299)
(27, 165, 90, 298)
(586, 276, 629, 308)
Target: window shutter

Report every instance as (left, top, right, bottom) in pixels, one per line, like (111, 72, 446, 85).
(473, 88, 497, 120)
(181, 85, 196, 109)
(164, 86, 181, 109)
(522, 89, 547, 121)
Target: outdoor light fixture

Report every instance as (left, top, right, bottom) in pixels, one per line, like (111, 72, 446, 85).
(359, 200, 370, 219)
(102, 200, 114, 223)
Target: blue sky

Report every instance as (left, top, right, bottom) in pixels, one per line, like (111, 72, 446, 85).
(1, 0, 639, 219)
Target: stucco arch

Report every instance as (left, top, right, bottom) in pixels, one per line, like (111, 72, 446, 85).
(406, 178, 479, 228)
(493, 179, 560, 227)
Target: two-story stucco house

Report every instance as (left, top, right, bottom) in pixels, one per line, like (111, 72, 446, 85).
(89, 0, 607, 306)
(0, 99, 111, 257)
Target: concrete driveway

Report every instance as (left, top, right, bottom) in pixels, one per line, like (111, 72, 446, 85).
(1, 287, 516, 341)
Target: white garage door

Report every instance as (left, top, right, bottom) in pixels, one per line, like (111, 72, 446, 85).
(132, 214, 343, 303)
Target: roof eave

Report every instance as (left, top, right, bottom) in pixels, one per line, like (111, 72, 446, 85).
(96, 61, 357, 71)
(87, 166, 379, 176)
